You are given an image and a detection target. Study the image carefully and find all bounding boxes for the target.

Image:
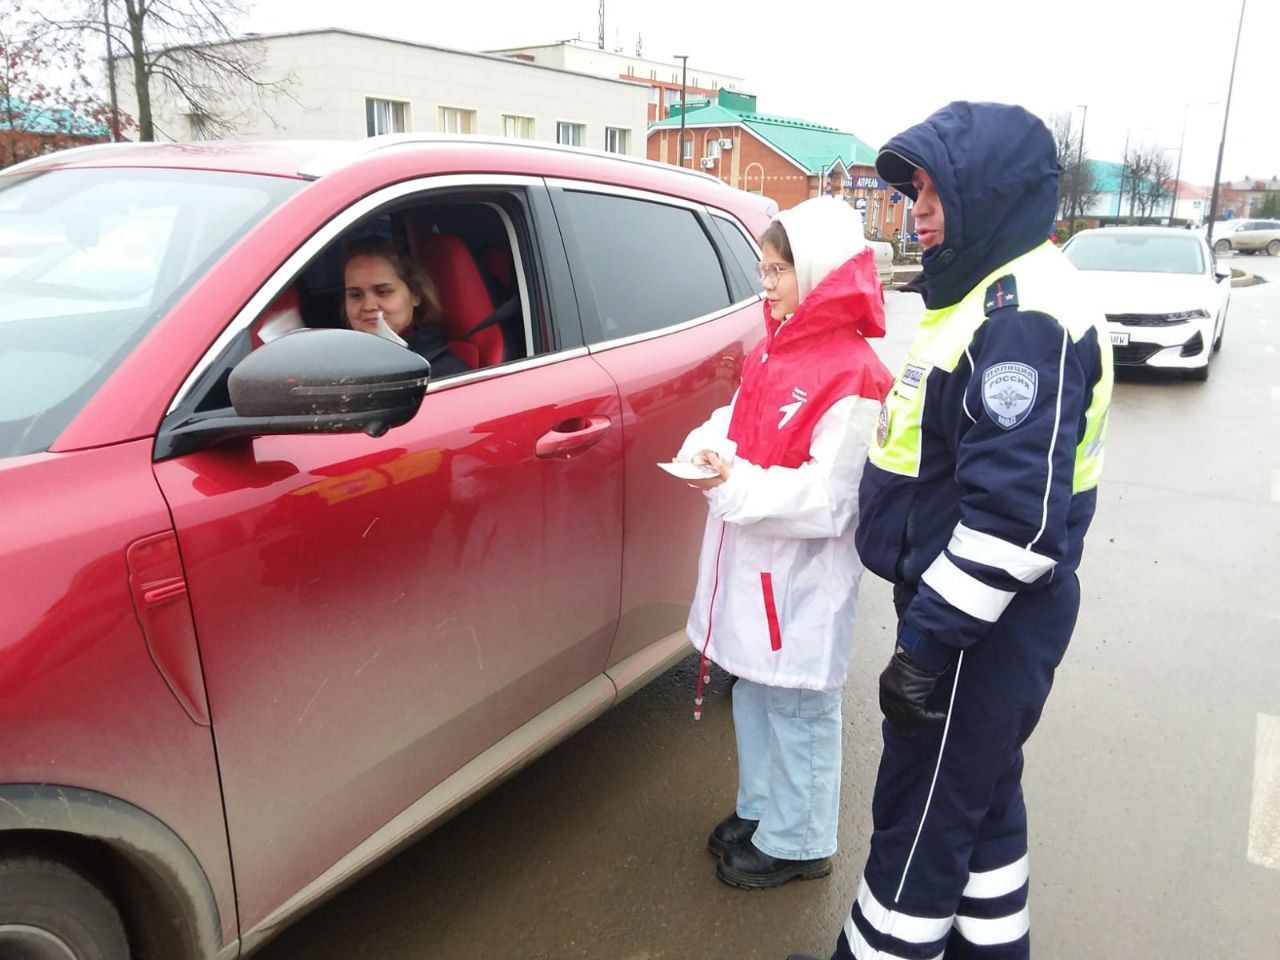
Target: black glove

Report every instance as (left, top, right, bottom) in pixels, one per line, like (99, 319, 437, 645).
(879, 645, 948, 732)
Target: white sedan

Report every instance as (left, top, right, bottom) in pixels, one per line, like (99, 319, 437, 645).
(1062, 226, 1230, 381)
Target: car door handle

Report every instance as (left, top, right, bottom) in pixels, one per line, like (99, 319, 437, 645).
(535, 416, 612, 459)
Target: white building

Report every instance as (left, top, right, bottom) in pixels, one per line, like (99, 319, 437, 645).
(487, 39, 744, 123)
(122, 29, 648, 155)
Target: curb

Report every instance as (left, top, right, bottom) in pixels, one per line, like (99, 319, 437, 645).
(1231, 270, 1266, 288)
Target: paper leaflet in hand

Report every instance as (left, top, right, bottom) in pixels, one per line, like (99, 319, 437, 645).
(374, 310, 408, 347)
(656, 460, 720, 480)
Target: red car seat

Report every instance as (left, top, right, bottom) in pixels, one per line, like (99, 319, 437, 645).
(418, 236, 507, 369)
(251, 286, 304, 347)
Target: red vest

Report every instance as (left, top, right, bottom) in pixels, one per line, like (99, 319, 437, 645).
(728, 249, 893, 469)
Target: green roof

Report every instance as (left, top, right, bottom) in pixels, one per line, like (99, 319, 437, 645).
(652, 96, 876, 175)
(0, 98, 107, 137)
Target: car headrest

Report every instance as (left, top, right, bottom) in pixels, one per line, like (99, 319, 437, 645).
(252, 286, 304, 347)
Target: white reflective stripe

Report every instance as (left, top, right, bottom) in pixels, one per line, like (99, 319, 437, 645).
(954, 906, 1030, 946)
(920, 554, 1015, 622)
(1029, 328, 1069, 549)
(895, 653, 965, 902)
(857, 879, 953, 943)
(843, 913, 944, 960)
(948, 525, 1054, 584)
(962, 854, 1030, 899)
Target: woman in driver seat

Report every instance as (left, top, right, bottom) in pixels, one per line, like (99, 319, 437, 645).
(342, 235, 469, 378)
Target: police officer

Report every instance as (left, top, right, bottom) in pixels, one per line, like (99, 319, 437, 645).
(790, 102, 1113, 960)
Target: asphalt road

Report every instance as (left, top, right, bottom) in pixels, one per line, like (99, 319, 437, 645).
(259, 256, 1280, 960)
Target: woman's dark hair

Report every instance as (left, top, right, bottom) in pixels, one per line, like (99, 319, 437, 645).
(760, 220, 794, 263)
(341, 234, 442, 328)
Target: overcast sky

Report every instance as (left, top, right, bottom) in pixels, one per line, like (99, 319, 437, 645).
(245, 0, 1277, 188)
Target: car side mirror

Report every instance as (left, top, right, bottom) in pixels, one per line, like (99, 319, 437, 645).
(229, 328, 428, 422)
(1214, 267, 1232, 282)
(157, 329, 430, 458)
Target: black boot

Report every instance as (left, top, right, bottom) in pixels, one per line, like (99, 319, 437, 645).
(707, 812, 759, 857)
(717, 841, 832, 889)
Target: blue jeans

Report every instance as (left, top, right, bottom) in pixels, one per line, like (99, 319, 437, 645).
(732, 677, 843, 861)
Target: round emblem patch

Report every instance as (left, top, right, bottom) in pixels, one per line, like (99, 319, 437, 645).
(876, 403, 891, 446)
(981, 363, 1038, 430)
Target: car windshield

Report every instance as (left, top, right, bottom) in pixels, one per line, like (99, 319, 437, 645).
(0, 166, 302, 458)
(1064, 233, 1205, 275)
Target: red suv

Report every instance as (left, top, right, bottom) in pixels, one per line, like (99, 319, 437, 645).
(0, 137, 772, 959)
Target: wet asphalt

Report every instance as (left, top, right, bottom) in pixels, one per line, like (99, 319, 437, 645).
(259, 256, 1280, 959)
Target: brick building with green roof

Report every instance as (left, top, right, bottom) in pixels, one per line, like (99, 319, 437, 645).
(648, 89, 907, 235)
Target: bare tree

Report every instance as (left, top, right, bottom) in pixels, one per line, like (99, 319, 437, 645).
(1124, 144, 1175, 220)
(1049, 111, 1100, 222)
(42, 0, 292, 141)
(1, 6, 117, 168)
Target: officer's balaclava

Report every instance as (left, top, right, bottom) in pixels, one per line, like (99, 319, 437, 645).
(876, 102, 1059, 309)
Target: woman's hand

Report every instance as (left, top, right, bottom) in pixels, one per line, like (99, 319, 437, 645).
(686, 450, 730, 490)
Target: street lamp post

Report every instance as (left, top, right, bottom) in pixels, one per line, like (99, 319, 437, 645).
(674, 54, 689, 168)
(1169, 106, 1189, 226)
(1069, 104, 1087, 237)
(1207, 0, 1247, 247)
(1170, 101, 1224, 227)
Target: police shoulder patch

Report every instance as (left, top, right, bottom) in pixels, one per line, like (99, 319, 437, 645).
(983, 275, 1019, 314)
(981, 362, 1037, 429)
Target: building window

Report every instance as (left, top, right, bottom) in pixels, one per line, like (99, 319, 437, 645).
(557, 122, 585, 147)
(438, 106, 475, 134)
(605, 127, 630, 154)
(681, 136, 693, 162)
(366, 98, 409, 137)
(705, 136, 721, 159)
(502, 114, 535, 139)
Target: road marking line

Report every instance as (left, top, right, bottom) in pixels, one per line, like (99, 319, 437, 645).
(1250, 713, 1280, 870)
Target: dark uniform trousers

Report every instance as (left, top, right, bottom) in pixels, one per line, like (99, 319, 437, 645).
(834, 574, 1081, 960)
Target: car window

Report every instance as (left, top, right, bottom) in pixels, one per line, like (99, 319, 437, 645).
(180, 188, 563, 423)
(557, 190, 731, 343)
(709, 214, 763, 302)
(1064, 233, 1205, 275)
(0, 167, 301, 458)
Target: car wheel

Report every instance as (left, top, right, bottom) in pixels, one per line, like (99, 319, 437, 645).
(1213, 238, 1231, 254)
(0, 857, 129, 960)
(1213, 315, 1225, 353)
(1268, 239, 1280, 256)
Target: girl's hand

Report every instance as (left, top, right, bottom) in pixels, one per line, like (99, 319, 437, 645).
(687, 450, 730, 490)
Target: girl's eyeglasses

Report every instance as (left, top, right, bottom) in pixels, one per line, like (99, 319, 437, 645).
(756, 262, 793, 283)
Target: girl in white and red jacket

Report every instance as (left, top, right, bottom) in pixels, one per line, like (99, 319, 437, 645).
(679, 196, 893, 890)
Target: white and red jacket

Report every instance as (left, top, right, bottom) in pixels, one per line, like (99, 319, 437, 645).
(681, 204, 893, 693)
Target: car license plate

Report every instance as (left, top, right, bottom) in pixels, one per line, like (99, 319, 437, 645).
(1111, 332, 1130, 346)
